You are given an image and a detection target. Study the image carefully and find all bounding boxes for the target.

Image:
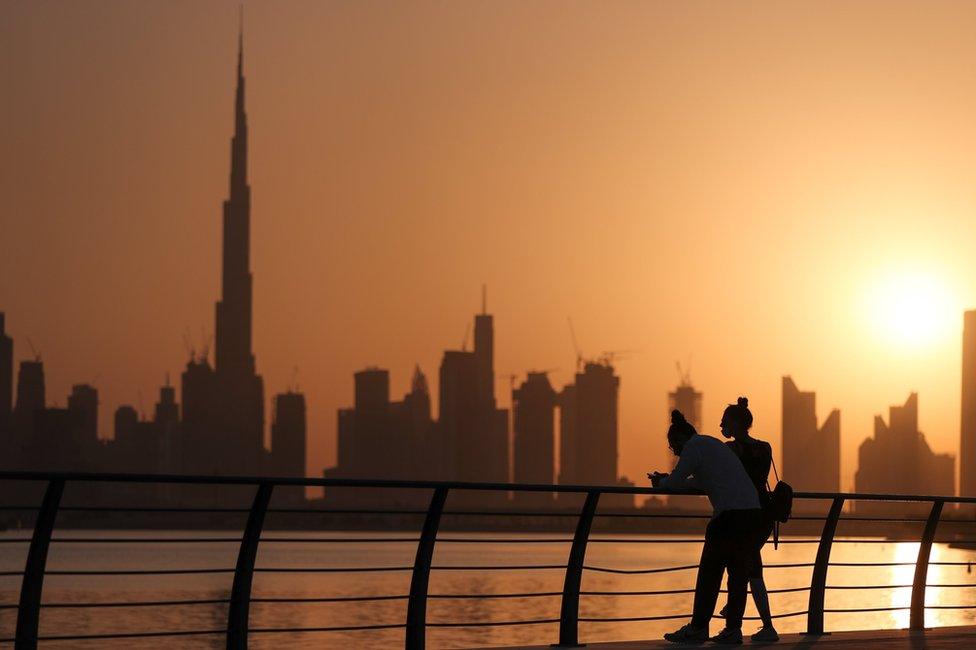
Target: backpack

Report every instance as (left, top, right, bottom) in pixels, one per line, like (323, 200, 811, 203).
(765, 458, 793, 549)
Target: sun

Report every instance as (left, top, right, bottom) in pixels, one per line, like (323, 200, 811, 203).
(864, 270, 956, 349)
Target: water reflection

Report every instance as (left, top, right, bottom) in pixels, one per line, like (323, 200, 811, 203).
(1, 531, 974, 649)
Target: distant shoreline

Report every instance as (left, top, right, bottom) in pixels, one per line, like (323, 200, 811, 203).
(3, 509, 969, 539)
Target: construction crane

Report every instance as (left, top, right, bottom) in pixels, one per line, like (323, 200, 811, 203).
(199, 328, 213, 365)
(500, 368, 560, 395)
(567, 317, 583, 371)
(598, 349, 640, 366)
(26, 337, 41, 362)
(182, 328, 196, 361)
(498, 372, 519, 392)
(676, 357, 693, 386)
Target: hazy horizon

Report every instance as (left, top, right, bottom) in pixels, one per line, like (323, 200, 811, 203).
(5, 0, 976, 490)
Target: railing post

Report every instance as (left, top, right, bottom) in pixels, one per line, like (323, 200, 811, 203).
(806, 496, 844, 635)
(555, 490, 600, 648)
(406, 486, 448, 650)
(910, 499, 943, 631)
(15, 479, 65, 650)
(227, 482, 273, 650)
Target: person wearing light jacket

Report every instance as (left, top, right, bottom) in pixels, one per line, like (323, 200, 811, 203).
(649, 409, 764, 645)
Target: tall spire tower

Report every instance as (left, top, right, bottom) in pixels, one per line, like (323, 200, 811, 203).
(215, 15, 254, 377)
(181, 13, 266, 479)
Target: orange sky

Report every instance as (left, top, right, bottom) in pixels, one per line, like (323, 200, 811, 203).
(4, 1, 976, 491)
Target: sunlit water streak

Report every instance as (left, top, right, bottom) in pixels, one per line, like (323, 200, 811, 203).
(0, 531, 974, 648)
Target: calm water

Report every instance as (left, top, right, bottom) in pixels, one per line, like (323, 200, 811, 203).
(1, 531, 975, 648)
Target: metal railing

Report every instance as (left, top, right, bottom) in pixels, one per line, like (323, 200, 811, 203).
(0, 470, 975, 649)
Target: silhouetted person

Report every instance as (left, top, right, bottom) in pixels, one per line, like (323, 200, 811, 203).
(649, 410, 762, 645)
(719, 397, 779, 643)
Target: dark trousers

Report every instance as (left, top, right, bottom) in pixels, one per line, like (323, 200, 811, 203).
(748, 517, 774, 579)
(691, 509, 763, 630)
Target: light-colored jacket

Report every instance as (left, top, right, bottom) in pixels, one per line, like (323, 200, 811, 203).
(659, 433, 761, 515)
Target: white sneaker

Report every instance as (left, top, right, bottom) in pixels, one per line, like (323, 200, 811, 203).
(750, 626, 779, 643)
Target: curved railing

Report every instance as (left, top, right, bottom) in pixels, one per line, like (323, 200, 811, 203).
(0, 471, 975, 649)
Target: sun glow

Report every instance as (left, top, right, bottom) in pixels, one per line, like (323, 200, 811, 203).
(864, 270, 957, 349)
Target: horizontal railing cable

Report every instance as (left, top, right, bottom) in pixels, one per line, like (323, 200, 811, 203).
(579, 614, 690, 623)
(583, 564, 699, 575)
(0, 629, 226, 643)
(252, 595, 408, 603)
(259, 537, 419, 543)
(823, 604, 976, 614)
(583, 561, 816, 575)
(428, 591, 561, 599)
(828, 561, 976, 568)
(825, 605, 912, 614)
(269, 508, 427, 515)
(49, 537, 242, 544)
(580, 585, 812, 596)
(253, 592, 572, 602)
(50, 505, 250, 513)
(7, 471, 976, 649)
(426, 618, 560, 628)
(6, 469, 976, 503)
(249, 623, 405, 634)
(255, 566, 413, 573)
(30, 598, 231, 608)
(745, 611, 809, 620)
(431, 564, 566, 571)
(40, 568, 235, 575)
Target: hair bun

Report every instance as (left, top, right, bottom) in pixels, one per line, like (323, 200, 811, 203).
(671, 409, 686, 424)
(737, 397, 749, 408)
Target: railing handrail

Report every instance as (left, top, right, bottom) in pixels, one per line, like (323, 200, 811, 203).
(0, 470, 974, 504)
(2, 471, 974, 649)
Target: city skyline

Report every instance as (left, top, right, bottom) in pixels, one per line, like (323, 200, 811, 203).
(5, 2, 976, 492)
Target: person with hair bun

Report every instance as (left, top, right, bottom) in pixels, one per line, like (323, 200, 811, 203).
(649, 408, 765, 645)
(718, 397, 778, 643)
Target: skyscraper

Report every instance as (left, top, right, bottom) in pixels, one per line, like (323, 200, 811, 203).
(782, 377, 840, 497)
(153, 382, 182, 500)
(181, 24, 265, 476)
(0, 313, 12, 429)
(558, 362, 620, 486)
(353, 368, 392, 477)
(67, 383, 99, 445)
(328, 365, 436, 485)
(271, 391, 307, 501)
(513, 372, 557, 504)
(216, 27, 256, 382)
(114, 405, 139, 445)
(855, 393, 954, 515)
(14, 360, 45, 419)
(391, 366, 437, 479)
(474, 292, 495, 412)
(557, 383, 577, 488)
(438, 307, 508, 488)
(960, 310, 976, 501)
(154, 383, 179, 427)
(668, 380, 702, 431)
(439, 350, 479, 481)
(473, 295, 508, 485)
(666, 378, 703, 510)
(557, 361, 630, 507)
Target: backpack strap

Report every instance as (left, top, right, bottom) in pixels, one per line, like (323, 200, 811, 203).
(769, 454, 780, 550)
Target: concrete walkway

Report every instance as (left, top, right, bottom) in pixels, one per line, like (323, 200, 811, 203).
(494, 625, 976, 649)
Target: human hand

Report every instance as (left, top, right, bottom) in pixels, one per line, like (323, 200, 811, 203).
(648, 471, 669, 488)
